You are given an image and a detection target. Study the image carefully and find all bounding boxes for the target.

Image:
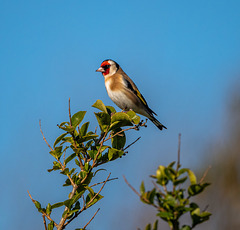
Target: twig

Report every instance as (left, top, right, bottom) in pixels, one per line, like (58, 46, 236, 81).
(82, 208, 100, 229)
(199, 165, 211, 184)
(39, 120, 53, 151)
(65, 173, 111, 227)
(42, 215, 47, 230)
(123, 175, 141, 196)
(104, 126, 135, 142)
(123, 175, 160, 210)
(92, 130, 109, 168)
(176, 133, 181, 172)
(152, 181, 165, 197)
(90, 177, 118, 188)
(69, 98, 72, 126)
(86, 173, 111, 208)
(123, 137, 141, 151)
(27, 190, 57, 227)
(95, 132, 105, 145)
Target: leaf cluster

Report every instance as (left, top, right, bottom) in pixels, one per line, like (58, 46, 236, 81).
(29, 100, 145, 230)
(140, 162, 211, 230)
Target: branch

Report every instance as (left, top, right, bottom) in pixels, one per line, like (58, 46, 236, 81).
(123, 137, 141, 151)
(68, 98, 72, 126)
(83, 208, 100, 229)
(42, 215, 47, 230)
(92, 129, 109, 168)
(86, 173, 111, 208)
(199, 165, 211, 184)
(65, 173, 111, 227)
(123, 175, 160, 210)
(176, 133, 181, 173)
(27, 190, 58, 228)
(90, 177, 118, 188)
(39, 120, 53, 151)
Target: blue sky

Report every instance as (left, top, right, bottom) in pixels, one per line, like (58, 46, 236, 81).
(0, 0, 240, 229)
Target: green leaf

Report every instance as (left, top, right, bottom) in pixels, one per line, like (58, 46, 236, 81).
(173, 176, 188, 186)
(47, 221, 54, 230)
(80, 122, 89, 136)
(84, 162, 90, 171)
(86, 186, 95, 196)
(46, 203, 52, 215)
(95, 112, 111, 132)
(156, 165, 168, 186)
(157, 211, 173, 220)
(148, 189, 156, 204)
(65, 153, 76, 165)
(145, 224, 151, 230)
(48, 161, 62, 172)
(58, 124, 75, 132)
(64, 199, 73, 208)
(126, 110, 140, 124)
(92, 100, 108, 113)
(54, 133, 67, 147)
(34, 201, 42, 211)
(153, 220, 158, 230)
(108, 148, 124, 161)
(191, 206, 211, 227)
(106, 106, 116, 115)
(71, 111, 86, 127)
(110, 112, 133, 130)
(188, 183, 210, 196)
(49, 146, 63, 160)
(86, 193, 103, 208)
(80, 171, 87, 179)
(111, 129, 126, 150)
(187, 169, 197, 185)
(63, 178, 71, 186)
(167, 161, 176, 168)
(177, 168, 188, 176)
(51, 202, 64, 209)
(93, 168, 107, 176)
(77, 134, 99, 143)
(180, 225, 191, 230)
(140, 181, 145, 195)
(71, 190, 86, 204)
(61, 168, 69, 175)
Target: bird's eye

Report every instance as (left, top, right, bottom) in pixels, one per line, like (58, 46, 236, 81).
(103, 65, 110, 69)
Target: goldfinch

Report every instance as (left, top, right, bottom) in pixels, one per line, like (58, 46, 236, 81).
(96, 59, 167, 130)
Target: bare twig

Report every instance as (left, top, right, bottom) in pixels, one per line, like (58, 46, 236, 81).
(176, 133, 181, 172)
(82, 208, 100, 229)
(123, 175, 141, 196)
(42, 215, 47, 230)
(68, 98, 72, 126)
(39, 120, 53, 151)
(123, 175, 161, 210)
(152, 180, 165, 196)
(199, 165, 211, 184)
(123, 137, 141, 151)
(90, 177, 118, 188)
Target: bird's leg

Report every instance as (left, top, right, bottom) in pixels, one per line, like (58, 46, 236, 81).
(121, 107, 130, 113)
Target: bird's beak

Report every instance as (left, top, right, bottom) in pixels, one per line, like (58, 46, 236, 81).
(96, 67, 105, 73)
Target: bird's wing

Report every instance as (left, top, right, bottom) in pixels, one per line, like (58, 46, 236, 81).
(121, 72, 157, 116)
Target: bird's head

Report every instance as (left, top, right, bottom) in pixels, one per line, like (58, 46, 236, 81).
(96, 59, 119, 77)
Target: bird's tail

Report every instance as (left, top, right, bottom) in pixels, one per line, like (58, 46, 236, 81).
(149, 116, 167, 130)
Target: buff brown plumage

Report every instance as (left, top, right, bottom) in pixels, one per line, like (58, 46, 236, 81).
(96, 59, 167, 130)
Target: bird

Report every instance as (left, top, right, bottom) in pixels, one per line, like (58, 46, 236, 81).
(96, 59, 167, 130)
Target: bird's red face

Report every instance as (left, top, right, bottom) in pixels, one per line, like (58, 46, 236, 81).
(96, 61, 111, 76)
